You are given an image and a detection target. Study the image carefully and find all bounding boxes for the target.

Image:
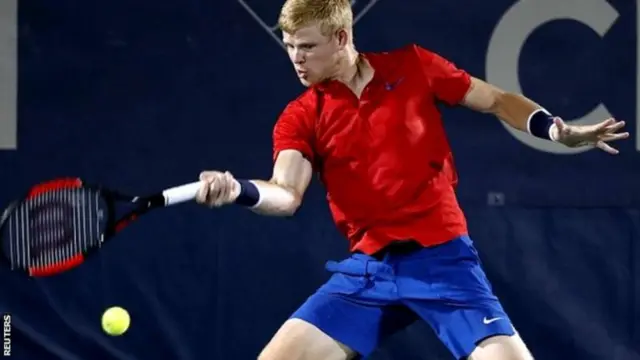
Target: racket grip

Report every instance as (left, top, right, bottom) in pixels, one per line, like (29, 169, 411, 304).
(162, 181, 203, 206)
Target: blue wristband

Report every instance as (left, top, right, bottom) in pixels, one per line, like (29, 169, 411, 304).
(527, 109, 555, 140)
(235, 179, 260, 207)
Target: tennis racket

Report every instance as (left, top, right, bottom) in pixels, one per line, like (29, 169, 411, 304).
(0, 177, 203, 277)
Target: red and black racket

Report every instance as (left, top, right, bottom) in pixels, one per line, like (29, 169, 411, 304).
(0, 178, 202, 277)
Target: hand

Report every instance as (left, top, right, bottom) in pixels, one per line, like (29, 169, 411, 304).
(551, 117, 629, 155)
(196, 171, 240, 207)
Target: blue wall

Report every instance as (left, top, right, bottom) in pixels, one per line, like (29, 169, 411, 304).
(0, 0, 638, 359)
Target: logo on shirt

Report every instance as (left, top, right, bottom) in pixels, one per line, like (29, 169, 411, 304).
(385, 77, 404, 91)
(235, 0, 382, 50)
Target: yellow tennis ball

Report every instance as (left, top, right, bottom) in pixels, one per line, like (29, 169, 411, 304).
(101, 306, 130, 336)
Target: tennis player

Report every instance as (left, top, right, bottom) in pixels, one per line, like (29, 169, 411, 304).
(195, 0, 629, 359)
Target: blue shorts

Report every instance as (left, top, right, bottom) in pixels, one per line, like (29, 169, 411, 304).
(290, 236, 515, 359)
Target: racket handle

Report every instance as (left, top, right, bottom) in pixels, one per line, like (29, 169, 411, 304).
(162, 181, 203, 206)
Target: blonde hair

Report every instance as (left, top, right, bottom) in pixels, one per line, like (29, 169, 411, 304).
(278, 0, 353, 36)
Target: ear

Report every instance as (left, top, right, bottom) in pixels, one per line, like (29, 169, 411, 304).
(335, 28, 349, 49)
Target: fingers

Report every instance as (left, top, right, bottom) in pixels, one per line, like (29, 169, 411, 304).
(213, 172, 235, 207)
(213, 177, 227, 207)
(602, 120, 626, 133)
(599, 132, 629, 142)
(195, 171, 237, 207)
(557, 117, 628, 153)
(196, 184, 208, 204)
(553, 117, 566, 132)
(593, 129, 628, 155)
(222, 172, 237, 202)
(594, 117, 617, 131)
(208, 176, 222, 205)
(596, 119, 628, 155)
(595, 140, 619, 155)
(196, 172, 214, 204)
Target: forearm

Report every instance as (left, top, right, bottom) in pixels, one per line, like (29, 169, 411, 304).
(235, 179, 301, 217)
(463, 78, 556, 139)
(490, 92, 544, 132)
(232, 149, 311, 216)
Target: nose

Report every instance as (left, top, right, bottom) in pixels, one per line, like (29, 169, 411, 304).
(293, 49, 305, 64)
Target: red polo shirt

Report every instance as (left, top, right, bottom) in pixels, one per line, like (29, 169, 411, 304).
(273, 44, 471, 255)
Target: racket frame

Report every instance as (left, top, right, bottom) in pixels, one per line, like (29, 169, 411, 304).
(0, 178, 169, 276)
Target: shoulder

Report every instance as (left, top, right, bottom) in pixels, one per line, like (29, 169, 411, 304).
(280, 88, 318, 116)
(390, 43, 467, 77)
(272, 89, 319, 162)
(274, 88, 318, 134)
(363, 43, 438, 72)
(364, 43, 432, 60)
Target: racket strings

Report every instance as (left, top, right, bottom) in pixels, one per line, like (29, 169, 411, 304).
(4, 188, 102, 271)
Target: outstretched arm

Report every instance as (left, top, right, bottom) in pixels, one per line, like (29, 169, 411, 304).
(460, 77, 540, 133)
(461, 77, 629, 154)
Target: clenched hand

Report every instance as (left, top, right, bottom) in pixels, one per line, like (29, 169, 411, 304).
(195, 171, 240, 207)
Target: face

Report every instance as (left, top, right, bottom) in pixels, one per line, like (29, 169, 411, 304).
(282, 24, 347, 86)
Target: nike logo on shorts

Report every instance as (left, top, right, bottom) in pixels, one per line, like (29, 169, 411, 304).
(483, 316, 503, 325)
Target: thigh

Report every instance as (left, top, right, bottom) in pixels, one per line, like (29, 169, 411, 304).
(408, 300, 516, 359)
(397, 236, 516, 359)
(272, 255, 417, 358)
(468, 333, 534, 360)
(292, 292, 417, 356)
(259, 318, 355, 360)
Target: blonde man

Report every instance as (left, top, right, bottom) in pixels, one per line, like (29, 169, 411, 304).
(196, 0, 628, 359)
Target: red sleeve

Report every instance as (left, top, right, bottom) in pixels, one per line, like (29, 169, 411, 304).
(272, 99, 315, 165)
(413, 44, 471, 105)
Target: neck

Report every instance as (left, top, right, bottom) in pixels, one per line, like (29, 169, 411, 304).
(333, 45, 360, 85)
